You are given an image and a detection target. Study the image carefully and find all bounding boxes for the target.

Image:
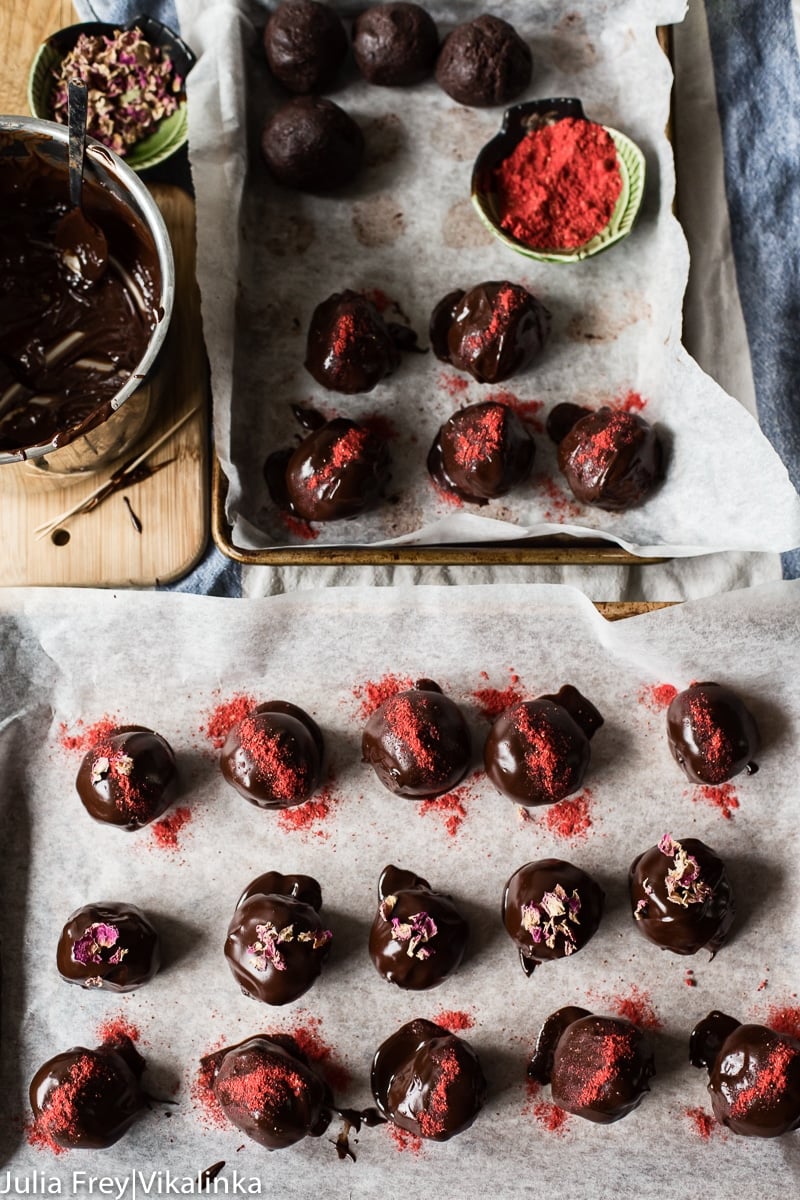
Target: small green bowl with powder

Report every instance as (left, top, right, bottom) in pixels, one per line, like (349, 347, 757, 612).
(472, 97, 645, 264)
(28, 15, 195, 174)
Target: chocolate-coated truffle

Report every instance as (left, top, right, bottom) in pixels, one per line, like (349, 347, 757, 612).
(210, 1034, 333, 1149)
(369, 865, 468, 989)
(433, 281, 551, 384)
(220, 701, 324, 810)
(29, 1037, 146, 1150)
(555, 406, 663, 511)
(305, 290, 400, 393)
(261, 96, 364, 192)
(57, 903, 160, 992)
(283, 417, 391, 522)
(484, 685, 603, 807)
(75, 725, 177, 831)
(435, 15, 532, 107)
(529, 1006, 655, 1123)
(225, 872, 332, 1006)
(263, 0, 348, 94)
(691, 1011, 800, 1137)
(666, 681, 760, 785)
(502, 858, 604, 975)
(629, 833, 735, 957)
(371, 1018, 486, 1140)
(427, 399, 535, 504)
(362, 679, 471, 798)
(353, 3, 439, 86)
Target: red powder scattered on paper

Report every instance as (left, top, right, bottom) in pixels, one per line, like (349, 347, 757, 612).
(638, 682, 677, 712)
(281, 512, 319, 540)
(604, 985, 662, 1030)
(533, 1100, 569, 1134)
(361, 412, 397, 441)
(686, 1106, 714, 1139)
(613, 390, 647, 413)
(151, 806, 192, 851)
(472, 671, 522, 720)
(97, 1016, 140, 1045)
(543, 789, 593, 840)
(287, 1015, 351, 1093)
(419, 787, 469, 837)
(765, 1005, 800, 1039)
(58, 716, 118, 753)
(434, 1009, 474, 1033)
(431, 478, 464, 506)
(204, 694, 256, 749)
(758, 979, 768, 992)
(685, 970, 696, 988)
(193, 1044, 228, 1129)
(490, 389, 545, 432)
(540, 476, 583, 520)
(277, 786, 332, 839)
(692, 783, 739, 820)
(353, 674, 415, 719)
(439, 370, 470, 399)
(388, 1124, 422, 1154)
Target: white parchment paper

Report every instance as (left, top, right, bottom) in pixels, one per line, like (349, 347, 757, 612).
(178, 0, 800, 556)
(1, 580, 799, 1196)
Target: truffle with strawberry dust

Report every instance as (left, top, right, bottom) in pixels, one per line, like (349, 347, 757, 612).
(263, 0, 348, 94)
(690, 1010, 800, 1137)
(666, 682, 760, 785)
(550, 404, 663, 511)
(57, 903, 160, 992)
(362, 679, 472, 799)
(629, 833, 735, 956)
(369, 865, 468, 989)
(207, 1033, 334, 1150)
(220, 701, 324, 810)
(75, 725, 177, 831)
(225, 872, 332, 1006)
(371, 1018, 486, 1140)
(29, 1036, 146, 1150)
(427, 399, 535, 504)
(502, 858, 604, 976)
(305, 291, 403, 394)
(529, 1006, 655, 1124)
(431, 281, 550, 384)
(484, 684, 603, 807)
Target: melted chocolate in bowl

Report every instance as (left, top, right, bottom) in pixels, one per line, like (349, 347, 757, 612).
(0, 121, 171, 468)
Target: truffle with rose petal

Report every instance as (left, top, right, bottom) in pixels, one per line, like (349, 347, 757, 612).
(75, 725, 177, 830)
(502, 858, 604, 975)
(57, 902, 160, 992)
(369, 865, 468, 989)
(629, 834, 735, 956)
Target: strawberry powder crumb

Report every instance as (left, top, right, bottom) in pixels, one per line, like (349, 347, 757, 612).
(540, 476, 583, 520)
(604, 985, 662, 1031)
(97, 1016, 140, 1045)
(543, 789, 593, 841)
(388, 1124, 422, 1154)
(58, 716, 118, 753)
(433, 1009, 474, 1032)
(204, 694, 256, 749)
(439, 370, 469, 398)
(432, 478, 464, 506)
(692, 783, 739, 820)
(151, 806, 192, 851)
(757, 979, 768, 992)
(419, 787, 469, 837)
(534, 1100, 569, 1134)
(276, 785, 332, 839)
(287, 1015, 351, 1093)
(472, 671, 522, 721)
(281, 513, 318, 540)
(614, 390, 647, 413)
(490, 389, 545, 432)
(638, 682, 677, 712)
(353, 674, 414, 720)
(193, 1044, 228, 1129)
(686, 1106, 715, 1139)
(764, 1005, 800, 1039)
(685, 970, 697, 988)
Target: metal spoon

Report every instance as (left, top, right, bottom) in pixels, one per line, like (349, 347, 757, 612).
(54, 79, 109, 284)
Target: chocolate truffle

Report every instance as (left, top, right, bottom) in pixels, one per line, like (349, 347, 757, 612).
(353, 3, 439, 86)
(691, 1011, 800, 1137)
(369, 865, 468, 989)
(484, 685, 603, 807)
(305, 290, 400, 393)
(283, 416, 391, 522)
(371, 1018, 486, 1140)
(362, 679, 471, 798)
(427, 399, 535, 504)
(554, 405, 663, 511)
(529, 1006, 655, 1124)
(433, 281, 551, 384)
(224, 872, 332, 1006)
(629, 833, 735, 957)
(263, 0, 348, 94)
(57, 903, 160, 992)
(261, 96, 364, 192)
(29, 1037, 146, 1150)
(435, 15, 532, 107)
(75, 725, 177, 831)
(502, 859, 604, 975)
(220, 701, 324, 810)
(666, 681, 760, 785)
(210, 1034, 332, 1149)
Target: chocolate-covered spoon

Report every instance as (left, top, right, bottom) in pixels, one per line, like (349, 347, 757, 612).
(54, 79, 109, 284)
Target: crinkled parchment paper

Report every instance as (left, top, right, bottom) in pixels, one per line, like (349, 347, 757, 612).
(1, 580, 799, 1196)
(177, 0, 800, 555)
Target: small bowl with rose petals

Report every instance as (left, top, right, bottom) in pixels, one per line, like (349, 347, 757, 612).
(28, 15, 195, 173)
(471, 97, 645, 264)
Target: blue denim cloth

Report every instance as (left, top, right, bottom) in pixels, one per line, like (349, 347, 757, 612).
(705, 0, 800, 577)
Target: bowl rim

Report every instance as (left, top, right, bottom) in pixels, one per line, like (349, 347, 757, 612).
(471, 97, 646, 264)
(0, 116, 175, 466)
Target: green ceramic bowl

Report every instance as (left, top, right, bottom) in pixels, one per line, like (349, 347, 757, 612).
(471, 97, 646, 264)
(27, 14, 195, 174)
